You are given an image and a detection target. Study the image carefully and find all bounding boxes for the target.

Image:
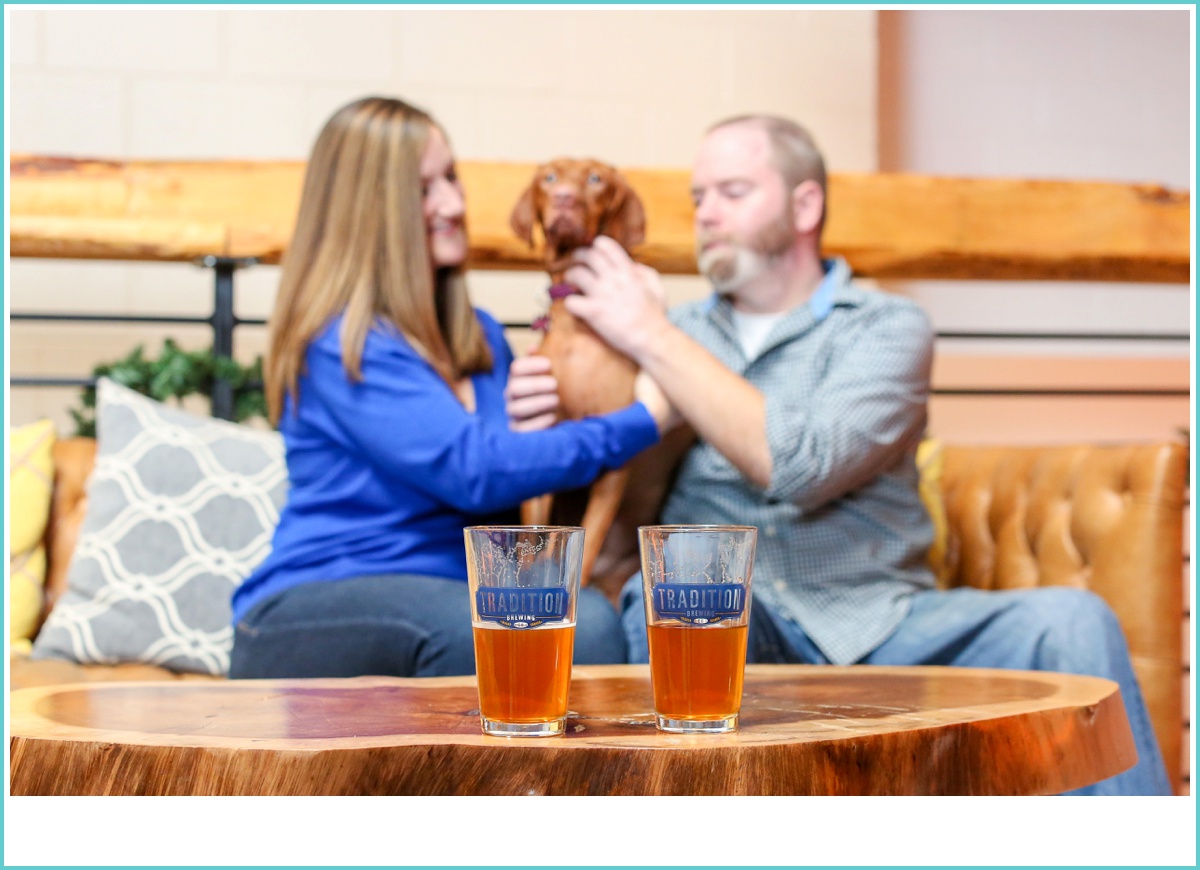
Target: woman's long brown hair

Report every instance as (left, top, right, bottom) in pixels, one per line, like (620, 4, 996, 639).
(265, 96, 492, 424)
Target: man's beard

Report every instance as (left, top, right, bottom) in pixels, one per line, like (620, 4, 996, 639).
(698, 246, 774, 293)
(697, 208, 794, 293)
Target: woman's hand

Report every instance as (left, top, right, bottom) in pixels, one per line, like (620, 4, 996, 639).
(507, 349, 676, 438)
(505, 354, 560, 432)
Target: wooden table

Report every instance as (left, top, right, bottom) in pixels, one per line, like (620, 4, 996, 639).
(8, 664, 1136, 796)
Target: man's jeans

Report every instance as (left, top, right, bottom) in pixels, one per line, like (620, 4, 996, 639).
(230, 573, 626, 678)
(621, 578, 1171, 796)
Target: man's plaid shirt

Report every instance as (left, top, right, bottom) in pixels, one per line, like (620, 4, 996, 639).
(662, 257, 937, 664)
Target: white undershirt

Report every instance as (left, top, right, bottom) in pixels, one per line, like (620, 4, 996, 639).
(730, 308, 787, 360)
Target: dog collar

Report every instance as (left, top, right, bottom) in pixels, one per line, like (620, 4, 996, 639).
(533, 283, 581, 332)
(548, 282, 579, 300)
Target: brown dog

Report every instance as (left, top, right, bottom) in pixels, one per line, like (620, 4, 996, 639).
(510, 158, 689, 601)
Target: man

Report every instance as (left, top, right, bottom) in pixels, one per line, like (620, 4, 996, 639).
(506, 114, 1169, 795)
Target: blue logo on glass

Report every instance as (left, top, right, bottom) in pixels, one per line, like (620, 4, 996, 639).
(652, 583, 745, 625)
(476, 588, 569, 629)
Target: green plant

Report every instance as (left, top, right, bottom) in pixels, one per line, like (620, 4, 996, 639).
(69, 339, 268, 437)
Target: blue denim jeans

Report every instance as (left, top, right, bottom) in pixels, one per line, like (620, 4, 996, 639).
(230, 574, 626, 678)
(621, 577, 1171, 796)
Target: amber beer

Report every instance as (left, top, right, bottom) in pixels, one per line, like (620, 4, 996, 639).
(647, 622, 749, 721)
(464, 525, 584, 737)
(639, 525, 757, 733)
(473, 623, 575, 724)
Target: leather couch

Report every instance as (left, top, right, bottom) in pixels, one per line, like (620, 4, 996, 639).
(10, 436, 1189, 794)
(937, 441, 1187, 796)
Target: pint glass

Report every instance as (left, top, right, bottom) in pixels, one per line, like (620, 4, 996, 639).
(639, 524, 757, 733)
(464, 526, 584, 737)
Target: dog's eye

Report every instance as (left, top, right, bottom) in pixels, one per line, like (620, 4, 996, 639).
(543, 172, 557, 184)
(587, 173, 603, 185)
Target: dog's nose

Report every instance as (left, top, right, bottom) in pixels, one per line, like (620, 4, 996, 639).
(551, 187, 579, 208)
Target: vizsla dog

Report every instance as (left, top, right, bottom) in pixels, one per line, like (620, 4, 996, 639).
(511, 158, 688, 601)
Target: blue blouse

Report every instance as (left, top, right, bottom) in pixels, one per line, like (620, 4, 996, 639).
(231, 310, 658, 623)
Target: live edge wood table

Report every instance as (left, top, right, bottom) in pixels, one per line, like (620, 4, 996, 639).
(9, 664, 1136, 796)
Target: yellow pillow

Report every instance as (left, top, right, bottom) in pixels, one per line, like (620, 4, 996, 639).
(916, 436, 951, 588)
(9, 419, 56, 648)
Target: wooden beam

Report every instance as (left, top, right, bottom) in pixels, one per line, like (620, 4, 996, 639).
(828, 172, 1190, 283)
(10, 154, 1190, 282)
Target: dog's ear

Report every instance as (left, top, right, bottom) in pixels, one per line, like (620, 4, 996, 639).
(602, 175, 646, 251)
(509, 184, 538, 247)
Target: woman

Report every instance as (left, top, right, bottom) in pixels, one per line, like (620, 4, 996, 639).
(230, 97, 662, 678)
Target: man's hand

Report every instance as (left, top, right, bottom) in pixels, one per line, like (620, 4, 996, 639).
(564, 236, 670, 363)
(565, 238, 772, 488)
(505, 354, 560, 432)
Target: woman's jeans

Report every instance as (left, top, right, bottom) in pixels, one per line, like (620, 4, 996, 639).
(621, 578, 1171, 796)
(230, 574, 626, 678)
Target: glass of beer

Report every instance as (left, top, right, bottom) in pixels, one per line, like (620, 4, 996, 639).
(639, 524, 757, 734)
(464, 525, 584, 737)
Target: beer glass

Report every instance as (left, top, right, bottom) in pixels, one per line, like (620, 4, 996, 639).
(464, 526, 584, 737)
(639, 524, 757, 733)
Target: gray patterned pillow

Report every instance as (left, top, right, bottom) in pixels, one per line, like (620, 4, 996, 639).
(31, 378, 287, 674)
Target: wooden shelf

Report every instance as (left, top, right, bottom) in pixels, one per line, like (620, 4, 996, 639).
(11, 155, 1190, 283)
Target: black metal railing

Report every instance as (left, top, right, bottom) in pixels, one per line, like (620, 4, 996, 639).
(10, 259, 1192, 420)
(10, 256, 264, 420)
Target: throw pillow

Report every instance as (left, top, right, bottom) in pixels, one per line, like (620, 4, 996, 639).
(916, 436, 952, 588)
(9, 419, 57, 653)
(31, 378, 287, 674)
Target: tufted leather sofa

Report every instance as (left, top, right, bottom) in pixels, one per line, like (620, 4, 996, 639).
(938, 442, 1188, 795)
(10, 436, 1190, 793)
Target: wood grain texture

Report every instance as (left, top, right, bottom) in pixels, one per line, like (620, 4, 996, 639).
(9, 664, 1136, 796)
(10, 155, 1188, 282)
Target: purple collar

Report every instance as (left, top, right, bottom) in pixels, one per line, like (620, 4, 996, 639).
(548, 282, 579, 300)
(534, 283, 579, 332)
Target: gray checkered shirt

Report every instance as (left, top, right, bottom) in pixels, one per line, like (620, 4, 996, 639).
(662, 257, 936, 664)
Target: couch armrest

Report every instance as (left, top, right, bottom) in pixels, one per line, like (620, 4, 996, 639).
(43, 437, 97, 622)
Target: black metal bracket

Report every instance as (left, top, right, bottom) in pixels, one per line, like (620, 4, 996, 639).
(195, 255, 258, 420)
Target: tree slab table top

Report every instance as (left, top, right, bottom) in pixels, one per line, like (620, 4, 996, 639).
(9, 664, 1136, 796)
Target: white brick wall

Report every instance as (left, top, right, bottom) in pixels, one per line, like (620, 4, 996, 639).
(6, 7, 1190, 449)
(9, 7, 877, 163)
(9, 71, 126, 154)
(43, 9, 223, 75)
(7, 7, 876, 433)
(227, 10, 395, 84)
